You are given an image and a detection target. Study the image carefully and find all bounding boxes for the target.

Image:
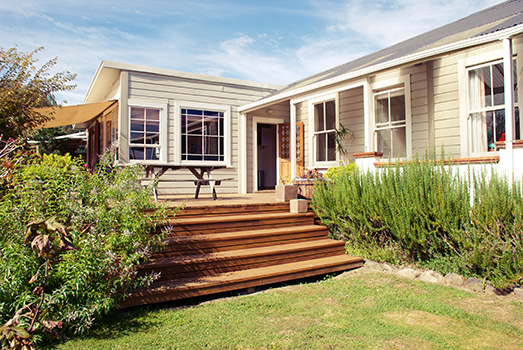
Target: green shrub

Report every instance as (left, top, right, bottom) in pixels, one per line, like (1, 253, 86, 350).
(323, 162, 358, 182)
(311, 152, 523, 289)
(0, 146, 169, 346)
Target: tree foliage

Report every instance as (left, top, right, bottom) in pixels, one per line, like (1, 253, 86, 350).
(0, 46, 76, 139)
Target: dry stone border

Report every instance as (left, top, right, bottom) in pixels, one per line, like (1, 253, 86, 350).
(358, 259, 523, 300)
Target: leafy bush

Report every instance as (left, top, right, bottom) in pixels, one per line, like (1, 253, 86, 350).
(311, 153, 523, 289)
(0, 145, 169, 346)
(323, 162, 357, 182)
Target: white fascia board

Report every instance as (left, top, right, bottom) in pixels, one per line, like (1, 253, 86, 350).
(83, 61, 107, 104)
(238, 24, 523, 114)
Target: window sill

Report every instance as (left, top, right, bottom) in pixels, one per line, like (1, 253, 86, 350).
(352, 152, 384, 159)
(495, 140, 523, 149)
(374, 156, 500, 168)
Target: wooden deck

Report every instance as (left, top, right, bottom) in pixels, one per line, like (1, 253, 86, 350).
(121, 193, 363, 307)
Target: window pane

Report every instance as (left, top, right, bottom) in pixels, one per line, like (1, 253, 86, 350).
(186, 109, 202, 117)
(145, 148, 159, 160)
(390, 92, 405, 122)
(181, 114, 187, 133)
(494, 109, 505, 143)
(146, 109, 160, 121)
(187, 116, 202, 135)
(327, 131, 336, 161)
(375, 93, 389, 124)
(392, 127, 406, 158)
(130, 107, 145, 120)
(146, 121, 159, 133)
(492, 63, 505, 106)
(130, 120, 144, 132)
(129, 147, 144, 160)
(204, 110, 221, 117)
(204, 155, 219, 161)
(469, 66, 492, 108)
(377, 129, 391, 158)
(205, 136, 219, 155)
(486, 111, 495, 150)
(516, 107, 521, 140)
(130, 132, 144, 144)
(470, 112, 488, 153)
(204, 117, 220, 135)
(187, 136, 202, 155)
(316, 133, 326, 162)
(514, 61, 518, 104)
(314, 104, 324, 132)
(325, 101, 336, 130)
(146, 133, 159, 145)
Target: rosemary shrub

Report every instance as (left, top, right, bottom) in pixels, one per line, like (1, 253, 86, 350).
(312, 153, 523, 289)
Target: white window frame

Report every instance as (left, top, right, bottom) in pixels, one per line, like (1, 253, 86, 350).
(174, 101, 232, 167)
(308, 93, 339, 168)
(459, 50, 520, 157)
(127, 99, 168, 164)
(371, 76, 412, 159)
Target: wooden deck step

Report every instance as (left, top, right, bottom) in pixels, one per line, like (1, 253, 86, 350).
(156, 225, 329, 257)
(174, 202, 291, 218)
(164, 212, 316, 236)
(122, 255, 364, 307)
(140, 239, 345, 281)
(123, 201, 362, 308)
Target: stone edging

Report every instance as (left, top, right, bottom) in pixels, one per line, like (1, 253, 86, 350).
(359, 260, 523, 300)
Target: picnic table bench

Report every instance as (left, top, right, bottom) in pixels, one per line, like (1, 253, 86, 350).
(144, 165, 234, 200)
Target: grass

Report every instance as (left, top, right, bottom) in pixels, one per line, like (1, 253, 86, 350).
(47, 269, 523, 350)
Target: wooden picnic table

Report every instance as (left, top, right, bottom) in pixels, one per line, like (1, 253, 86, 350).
(145, 165, 233, 200)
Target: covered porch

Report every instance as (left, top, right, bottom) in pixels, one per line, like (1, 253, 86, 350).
(238, 82, 369, 193)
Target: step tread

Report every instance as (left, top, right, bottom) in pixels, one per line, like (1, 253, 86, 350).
(143, 239, 344, 267)
(170, 211, 315, 225)
(165, 224, 327, 243)
(132, 255, 363, 296)
(175, 203, 291, 217)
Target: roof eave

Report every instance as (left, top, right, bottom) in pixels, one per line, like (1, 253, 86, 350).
(238, 23, 523, 114)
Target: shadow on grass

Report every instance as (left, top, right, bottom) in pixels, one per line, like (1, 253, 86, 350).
(42, 271, 347, 348)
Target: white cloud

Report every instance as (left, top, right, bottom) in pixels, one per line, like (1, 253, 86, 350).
(314, 0, 503, 48)
(0, 0, 509, 104)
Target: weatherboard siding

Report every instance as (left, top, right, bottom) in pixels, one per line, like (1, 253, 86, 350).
(127, 71, 277, 195)
(339, 86, 365, 157)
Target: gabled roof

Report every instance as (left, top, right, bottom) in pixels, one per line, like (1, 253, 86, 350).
(84, 61, 283, 104)
(240, 0, 523, 112)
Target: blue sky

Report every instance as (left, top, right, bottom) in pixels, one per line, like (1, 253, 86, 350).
(0, 0, 502, 105)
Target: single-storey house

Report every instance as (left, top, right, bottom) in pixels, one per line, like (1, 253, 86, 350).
(44, 0, 523, 196)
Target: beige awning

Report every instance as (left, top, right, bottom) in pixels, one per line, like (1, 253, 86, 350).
(34, 100, 117, 129)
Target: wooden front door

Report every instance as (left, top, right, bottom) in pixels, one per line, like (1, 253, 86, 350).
(278, 122, 304, 183)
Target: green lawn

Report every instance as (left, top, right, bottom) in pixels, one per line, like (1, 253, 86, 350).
(49, 269, 523, 350)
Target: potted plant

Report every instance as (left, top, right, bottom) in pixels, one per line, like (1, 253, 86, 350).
(293, 168, 323, 199)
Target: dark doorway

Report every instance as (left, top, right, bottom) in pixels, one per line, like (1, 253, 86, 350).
(257, 123, 277, 190)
